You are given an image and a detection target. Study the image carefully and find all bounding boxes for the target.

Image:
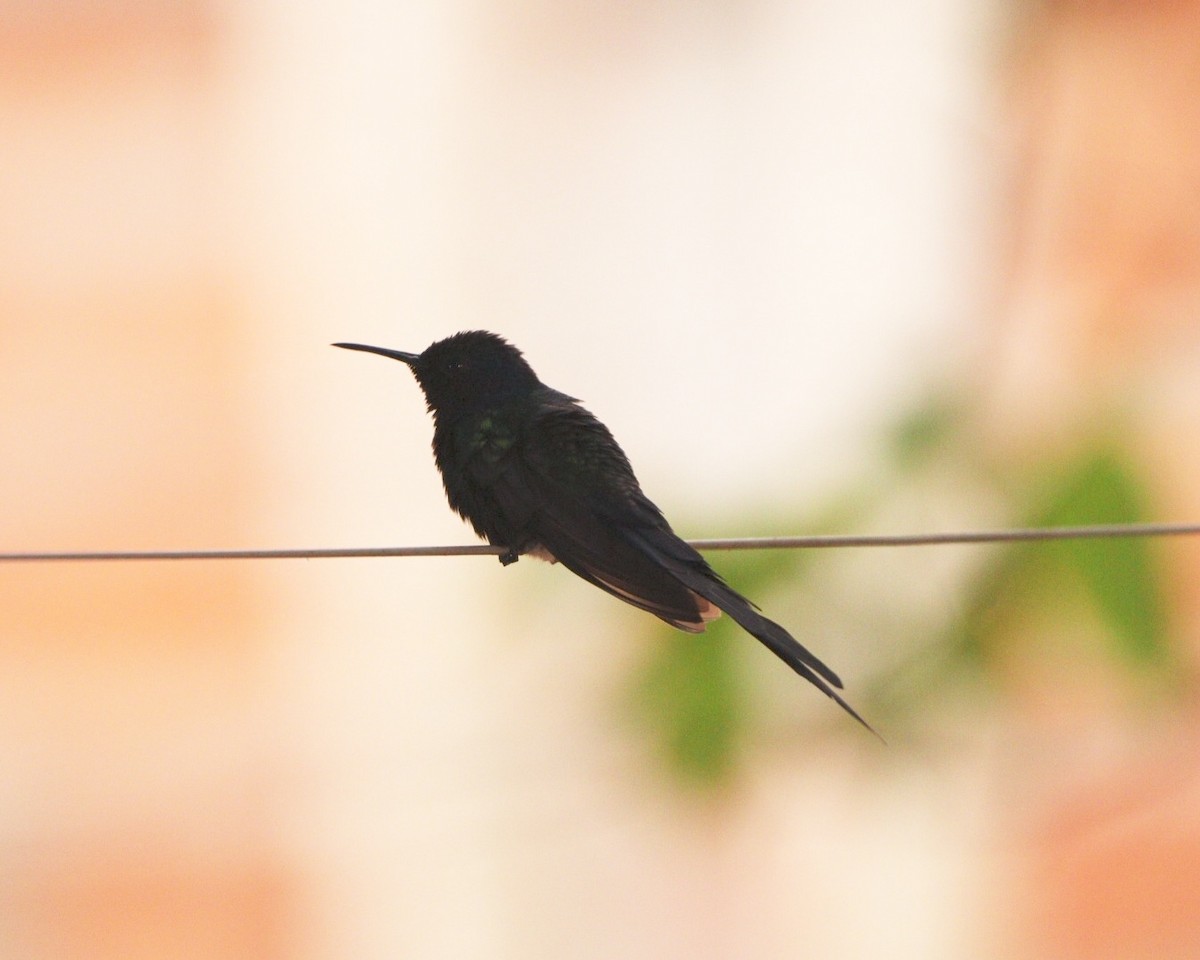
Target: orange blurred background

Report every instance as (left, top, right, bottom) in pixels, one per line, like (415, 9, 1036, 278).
(3, 1, 1200, 958)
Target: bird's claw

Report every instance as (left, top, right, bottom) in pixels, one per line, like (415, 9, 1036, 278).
(498, 548, 519, 566)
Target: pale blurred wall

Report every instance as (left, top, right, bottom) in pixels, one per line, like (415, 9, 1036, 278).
(0, 1, 1076, 959)
(234, 1, 1000, 959)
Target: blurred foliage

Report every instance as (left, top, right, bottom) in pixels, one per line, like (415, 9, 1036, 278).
(887, 392, 962, 469)
(952, 446, 1170, 672)
(629, 624, 743, 785)
(628, 544, 806, 787)
(626, 394, 1181, 789)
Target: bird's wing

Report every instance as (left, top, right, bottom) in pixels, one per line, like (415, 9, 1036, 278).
(487, 395, 877, 736)
(479, 396, 719, 630)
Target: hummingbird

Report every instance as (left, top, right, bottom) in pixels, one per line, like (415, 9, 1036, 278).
(334, 331, 873, 734)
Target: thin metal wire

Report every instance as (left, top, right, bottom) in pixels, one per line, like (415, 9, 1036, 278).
(2, 522, 1199, 563)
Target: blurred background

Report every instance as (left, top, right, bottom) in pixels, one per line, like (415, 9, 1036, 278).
(3, 0, 1200, 957)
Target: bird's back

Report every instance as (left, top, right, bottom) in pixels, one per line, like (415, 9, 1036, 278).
(433, 389, 721, 631)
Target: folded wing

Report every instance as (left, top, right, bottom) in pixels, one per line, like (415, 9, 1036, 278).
(483, 395, 875, 735)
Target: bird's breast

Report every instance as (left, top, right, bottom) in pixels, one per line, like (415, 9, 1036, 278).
(470, 415, 518, 462)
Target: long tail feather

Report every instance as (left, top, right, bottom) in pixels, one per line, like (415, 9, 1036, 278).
(624, 528, 882, 739)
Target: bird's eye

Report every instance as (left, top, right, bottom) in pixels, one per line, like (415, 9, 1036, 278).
(446, 360, 463, 373)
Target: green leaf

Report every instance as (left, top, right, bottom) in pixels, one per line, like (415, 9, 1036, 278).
(626, 536, 812, 788)
(886, 394, 962, 469)
(1030, 446, 1167, 666)
(630, 622, 743, 787)
(921, 441, 1171, 702)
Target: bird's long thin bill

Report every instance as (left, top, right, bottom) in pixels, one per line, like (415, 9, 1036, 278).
(332, 342, 419, 365)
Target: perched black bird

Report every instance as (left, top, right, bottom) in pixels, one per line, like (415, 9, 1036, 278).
(334, 331, 873, 734)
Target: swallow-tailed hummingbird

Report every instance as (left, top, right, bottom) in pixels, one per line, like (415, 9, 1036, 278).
(334, 331, 873, 734)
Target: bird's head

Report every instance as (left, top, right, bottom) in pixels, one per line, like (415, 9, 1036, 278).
(333, 330, 542, 416)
